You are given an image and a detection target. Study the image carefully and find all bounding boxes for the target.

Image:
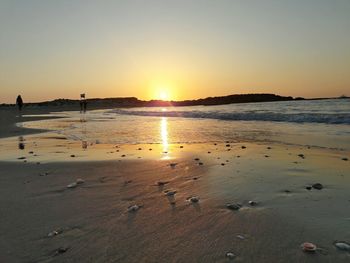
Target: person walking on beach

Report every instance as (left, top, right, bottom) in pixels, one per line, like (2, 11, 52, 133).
(80, 93, 87, 113)
(16, 95, 23, 111)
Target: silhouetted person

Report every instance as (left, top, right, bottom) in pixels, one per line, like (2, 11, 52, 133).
(16, 95, 23, 111)
(80, 93, 87, 113)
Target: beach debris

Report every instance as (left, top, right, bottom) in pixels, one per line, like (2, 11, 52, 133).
(47, 229, 62, 237)
(169, 163, 178, 168)
(301, 242, 317, 252)
(312, 183, 323, 190)
(225, 252, 236, 260)
(236, 234, 245, 240)
(55, 246, 69, 256)
(342, 157, 348, 161)
(76, 178, 84, 184)
(241, 146, 246, 149)
(164, 190, 177, 196)
(187, 196, 200, 203)
(156, 181, 169, 186)
(298, 154, 305, 159)
(248, 201, 258, 206)
(127, 204, 142, 212)
(226, 203, 242, 211)
(306, 186, 312, 190)
(333, 241, 350, 251)
(67, 182, 78, 189)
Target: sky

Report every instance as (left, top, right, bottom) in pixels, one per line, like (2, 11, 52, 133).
(1, 0, 350, 103)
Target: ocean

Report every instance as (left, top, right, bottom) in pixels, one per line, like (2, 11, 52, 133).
(21, 98, 350, 150)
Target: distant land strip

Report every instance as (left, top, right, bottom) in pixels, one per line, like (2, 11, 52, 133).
(1, 93, 348, 109)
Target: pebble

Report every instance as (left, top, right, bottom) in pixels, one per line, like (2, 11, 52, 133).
(226, 203, 242, 210)
(342, 157, 348, 161)
(248, 201, 258, 206)
(241, 146, 246, 149)
(194, 158, 200, 161)
(156, 181, 169, 186)
(55, 246, 69, 255)
(48, 230, 61, 237)
(70, 154, 75, 158)
(179, 146, 184, 148)
(188, 196, 199, 203)
(127, 204, 141, 212)
(226, 252, 236, 259)
(164, 190, 177, 196)
(306, 186, 312, 190)
(334, 241, 350, 251)
(301, 242, 317, 252)
(76, 178, 84, 184)
(198, 162, 203, 165)
(170, 163, 178, 168)
(312, 183, 323, 190)
(298, 154, 305, 159)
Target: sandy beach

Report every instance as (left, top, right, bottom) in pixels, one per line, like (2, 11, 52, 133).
(0, 107, 349, 263)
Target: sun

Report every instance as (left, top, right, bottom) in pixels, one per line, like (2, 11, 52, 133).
(159, 90, 169, 101)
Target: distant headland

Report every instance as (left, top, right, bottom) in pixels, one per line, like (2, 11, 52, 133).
(0, 93, 348, 109)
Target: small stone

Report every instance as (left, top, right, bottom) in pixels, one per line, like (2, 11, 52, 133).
(334, 241, 350, 251)
(241, 146, 246, 149)
(156, 181, 169, 186)
(179, 146, 184, 148)
(170, 163, 178, 168)
(248, 201, 258, 206)
(127, 204, 141, 212)
(194, 158, 200, 161)
(342, 157, 348, 161)
(267, 147, 271, 149)
(198, 162, 203, 165)
(76, 178, 84, 184)
(48, 230, 61, 237)
(226, 144, 230, 147)
(56, 246, 69, 255)
(207, 151, 211, 154)
(301, 242, 317, 252)
(306, 186, 312, 190)
(138, 148, 142, 150)
(17, 157, 26, 160)
(188, 196, 199, 203)
(221, 163, 225, 166)
(70, 154, 75, 158)
(149, 148, 152, 151)
(226, 252, 236, 259)
(298, 154, 305, 159)
(226, 203, 242, 210)
(29, 151, 34, 154)
(164, 190, 177, 196)
(312, 183, 323, 190)
(121, 154, 126, 157)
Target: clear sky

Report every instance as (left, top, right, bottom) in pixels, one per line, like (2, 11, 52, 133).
(1, 0, 350, 103)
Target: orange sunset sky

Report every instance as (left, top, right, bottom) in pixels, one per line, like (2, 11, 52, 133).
(1, 0, 350, 103)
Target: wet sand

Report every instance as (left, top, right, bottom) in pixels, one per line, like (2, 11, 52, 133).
(0, 109, 349, 262)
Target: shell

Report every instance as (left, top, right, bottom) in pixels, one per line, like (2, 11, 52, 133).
(301, 242, 317, 252)
(226, 203, 242, 210)
(334, 241, 350, 251)
(67, 182, 77, 189)
(76, 178, 84, 184)
(248, 201, 258, 206)
(226, 252, 236, 259)
(127, 205, 141, 212)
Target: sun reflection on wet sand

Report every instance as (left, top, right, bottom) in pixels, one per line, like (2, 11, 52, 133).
(160, 117, 169, 159)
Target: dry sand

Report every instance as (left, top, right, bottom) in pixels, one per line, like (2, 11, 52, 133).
(0, 108, 349, 263)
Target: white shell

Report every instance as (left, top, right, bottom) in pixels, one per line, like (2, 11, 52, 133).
(67, 182, 77, 188)
(127, 205, 140, 212)
(226, 252, 236, 259)
(47, 230, 59, 237)
(76, 178, 84, 184)
(334, 242, 350, 251)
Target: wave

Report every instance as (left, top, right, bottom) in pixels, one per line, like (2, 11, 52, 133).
(110, 109, 350, 124)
